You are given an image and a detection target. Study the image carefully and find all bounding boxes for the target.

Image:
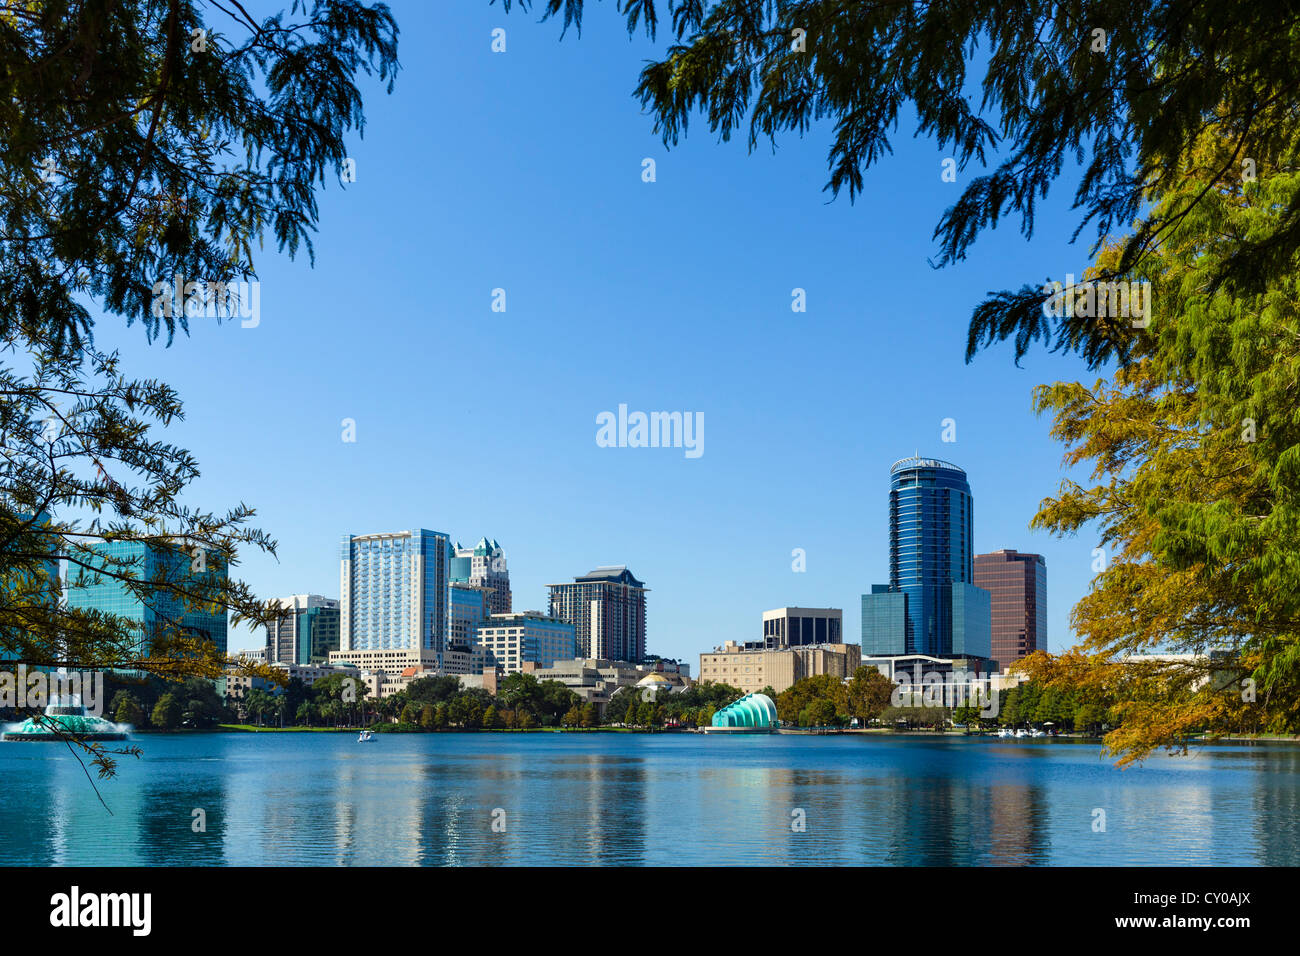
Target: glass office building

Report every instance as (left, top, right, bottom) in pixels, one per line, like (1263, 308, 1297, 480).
(339, 529, 450, 652)
(266, 595, 340, 665)
(862, 456, 991, 660)
(66, 539, 229, 657)
(450, 537, 511, 615)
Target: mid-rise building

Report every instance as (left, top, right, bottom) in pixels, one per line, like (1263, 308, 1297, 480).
(66, 539, 228, 657)
(698, 641, 861, 695)
(450, 538, 512, 614)
(762, 607, 842, 648)
(974, 549, 1047, 670)
(861, 457, 992, 664)
(265, 594, 340, 666)
(339, 529, 450, 653)
(225, 660, 359, 701)
(474, 611, 577, 675)
(547, 565, 648, 662)
(449, 583, 493, 651)
(522, 657, 687, 715)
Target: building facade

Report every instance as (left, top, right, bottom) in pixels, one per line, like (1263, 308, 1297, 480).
(450, 537, 512, 614)
(698, 641, 861, 695)
(547, 565, 648, 662)
(66, 539, 228, 657)
(522, 657, 687, 715)
(339, 529, 450, 653)
(473, 611, 577, 675)
(974, 549, 1047, 670)
(449, 583, 492, 650)
(265, 594, 340, 666)
(762, 607, 843, 648)
(861, 457, 991, 662)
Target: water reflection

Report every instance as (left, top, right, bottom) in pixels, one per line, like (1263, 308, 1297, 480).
(0, 733, 1297, 866)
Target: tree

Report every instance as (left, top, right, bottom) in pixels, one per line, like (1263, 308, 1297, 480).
(399, 702, 419, 726)
(244, 687, 274, 727)
(845, 667, 894, 726)
(419, 703, 434, 730)
(448, 693, 484, 729)
(407, 675, 462, 706)
(580, 702, 597, 728)
(482, 705, 500, 729)
(179, 677, 228, 728)
(498, 673, 544, 720)
(1017, 130, 1300, 762)
(802, 698, 838, 728)
(562, 705, 582, 728)
(0, 0, 399, 777)
(151, 692, 182, 730)
(777, 674, 848, 725)
(538, 679, 580, 726)
(495, 1, 1300, 365)
(111, 691, 145, 728)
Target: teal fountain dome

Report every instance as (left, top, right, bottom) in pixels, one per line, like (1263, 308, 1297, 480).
(2, 693, 130, 742)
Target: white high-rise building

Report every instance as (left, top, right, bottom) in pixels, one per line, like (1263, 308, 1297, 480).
(339, 529, 450, 652)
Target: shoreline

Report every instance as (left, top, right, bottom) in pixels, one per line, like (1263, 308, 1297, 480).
(131, 725, 1300, 747)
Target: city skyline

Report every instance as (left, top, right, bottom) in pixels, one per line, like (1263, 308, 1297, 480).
(224, 450, 1035, 671)
(78, 1, 1103, 666)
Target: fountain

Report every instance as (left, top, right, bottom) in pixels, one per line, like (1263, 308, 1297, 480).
(2, 693, 130, 742)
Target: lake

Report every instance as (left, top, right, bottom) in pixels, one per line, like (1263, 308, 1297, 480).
(2, 732, 1297, 866)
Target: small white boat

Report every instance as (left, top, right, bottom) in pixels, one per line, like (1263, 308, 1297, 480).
(357, 730, 374, 742)
(1031, 729, 1047, 737)
(997, 728, 1011, 738)
(1015, 728, 1028, 738)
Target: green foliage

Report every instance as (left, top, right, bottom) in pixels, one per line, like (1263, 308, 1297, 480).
(110, 691, 145, 727)
(777, 674, 848, 725)
(150, 692, 182, 730)
(0, 0, 399, 777)
(880, 705, 951, 731)
(406, 675, 462, 706)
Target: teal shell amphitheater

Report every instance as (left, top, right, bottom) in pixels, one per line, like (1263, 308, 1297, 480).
(705, 692, 778, 733)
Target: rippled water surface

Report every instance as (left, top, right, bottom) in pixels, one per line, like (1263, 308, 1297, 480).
(2, 732, 1297, 865)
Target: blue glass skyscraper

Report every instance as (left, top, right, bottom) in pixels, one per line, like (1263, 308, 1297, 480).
(66, 540, 229, 658)
(862, 456, 990, 660)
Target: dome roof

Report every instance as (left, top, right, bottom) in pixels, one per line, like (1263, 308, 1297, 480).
(636, 673, 672, 686)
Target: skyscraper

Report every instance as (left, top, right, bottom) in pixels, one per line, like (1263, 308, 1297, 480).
(450, 537, 511, 614)
(66, 539, 228, 657)
(861, 456, 991, 660)
(547, 565, 647, 662)
(265, 594, 340, 666)
(339, 529, 450, 652)
(974, 550, 1047, 669)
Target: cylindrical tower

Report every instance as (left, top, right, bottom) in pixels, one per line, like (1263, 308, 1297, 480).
(888, 456, 974, 656)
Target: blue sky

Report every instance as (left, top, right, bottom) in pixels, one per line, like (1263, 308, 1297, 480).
(91, 1, 1110, 662)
